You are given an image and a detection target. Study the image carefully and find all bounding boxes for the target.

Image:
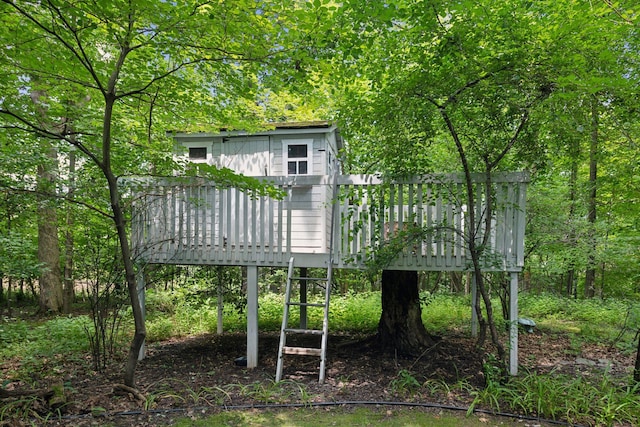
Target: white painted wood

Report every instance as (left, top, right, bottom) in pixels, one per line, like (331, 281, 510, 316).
(509, 272, 519, 375)
(219, 136, 270, 176)
(471, 273, 478, 337)
(136, 264, 146, 361)
(282, 138, 313, 176)
(130, 173, 528, 272)
(246, 265, 259, 369)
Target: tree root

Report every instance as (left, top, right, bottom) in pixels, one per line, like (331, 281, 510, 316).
(113, 384, 146, 403)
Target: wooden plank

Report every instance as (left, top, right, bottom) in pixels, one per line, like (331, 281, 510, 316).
(407, 183, 415, 267)
(286, 186, 292, 256)
(258, 196, 264, 263)
(509, 272, 519, 375)
(455, 183, 464, 268)
(177, 186, 184, 252)
(214, 186, 220, 251)
(516, 183, 527, 268)
(218, 186, 224, 250)
(247, 265, 259, 368)
(445, 190, 453, 268)
(226, 188, 232, 262)
(282, 346, 322, 357)
(416, 183, 424, 267)
(243, 191, 249, 262)
(276, 191, 283, 260)
(397, 183, 405, 267)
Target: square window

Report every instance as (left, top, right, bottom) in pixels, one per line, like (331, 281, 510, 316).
(288, 161, 297, 175)
(189, 147, 207, 159)
(298, 161, 307, 174)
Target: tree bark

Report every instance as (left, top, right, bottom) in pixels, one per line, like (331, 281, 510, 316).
(377, 270, 436, 355)
(634, 330, 640, 383)
(101, 94, 146, 388)
(37, 142, 63, 313)
(585, 95, 598, 298)
(63, 147, 76, 314)
(566, 134, 579, 297)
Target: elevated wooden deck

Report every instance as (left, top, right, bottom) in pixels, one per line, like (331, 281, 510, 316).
(128, 173, 528, 272)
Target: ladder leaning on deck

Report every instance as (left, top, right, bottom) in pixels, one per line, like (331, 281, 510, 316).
(275, 257, 333, 383)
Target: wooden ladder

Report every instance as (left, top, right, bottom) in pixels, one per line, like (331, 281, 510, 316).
(275, 256, 333, 383)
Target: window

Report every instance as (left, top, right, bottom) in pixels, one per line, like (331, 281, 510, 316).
(189, 147, 207, 160)
(286, 143, 310, 175)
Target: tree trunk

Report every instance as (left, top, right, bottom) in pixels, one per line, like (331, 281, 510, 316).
(585, 96, 598, 298)
(566, 136, 579, 297)
(37, 142, 63, 313)
(377, 270, 436, 355)
(101, 95, 146, 388)
(63, 147, 76, 314)
(634, 330, 640, 383)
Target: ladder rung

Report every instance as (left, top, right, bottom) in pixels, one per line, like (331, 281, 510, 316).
(287, 302, 325, 307)
(283, 346, 322, 357)
(291, 277, 329, 282)
(284, 328, 323, 335)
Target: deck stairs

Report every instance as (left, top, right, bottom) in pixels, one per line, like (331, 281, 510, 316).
(275, 257, 333, 383)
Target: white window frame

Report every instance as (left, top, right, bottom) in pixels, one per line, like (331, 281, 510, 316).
(182, 141, 212, 164)
(283, 139, 312, 176)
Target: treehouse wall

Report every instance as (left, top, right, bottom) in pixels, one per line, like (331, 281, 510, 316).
(172, 123, 341, 178)
(170, 124, 341, 257)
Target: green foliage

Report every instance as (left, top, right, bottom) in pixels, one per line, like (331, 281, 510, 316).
(470, 364, 640, 426)
(0, 316, 90, 361)
(0, 232, 41, 280)
(328, 291, 380, 332)
(389, 369, 421, 397)
(519, 293, 629, 341)
(421, 293, 471, 333)
(173, 407, 501, 427)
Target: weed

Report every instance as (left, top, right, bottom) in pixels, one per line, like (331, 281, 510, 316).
(389, 369, 421, 397)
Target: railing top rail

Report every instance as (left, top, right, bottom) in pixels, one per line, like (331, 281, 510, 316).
(337, 172, 530, 186)
(123, 172, 529, 189)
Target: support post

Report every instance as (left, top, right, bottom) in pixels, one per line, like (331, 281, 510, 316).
(217, 266, 223, 335)
(299, 267, 308, 329)
(470, 273, 478, 337)
(509, 272, 519, 375)
(136, 264, 146, 361)
(246, 265, 259, 368)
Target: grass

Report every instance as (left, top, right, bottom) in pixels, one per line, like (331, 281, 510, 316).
(172, 406, 544, 427)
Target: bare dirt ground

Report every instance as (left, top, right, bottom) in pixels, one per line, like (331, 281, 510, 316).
(1, 329, 635, 426)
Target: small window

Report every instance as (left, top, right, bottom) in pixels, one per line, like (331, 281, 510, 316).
(288, 144, 307, 158)
(285, 143, 310, 175)
(189, 147, 207, 160)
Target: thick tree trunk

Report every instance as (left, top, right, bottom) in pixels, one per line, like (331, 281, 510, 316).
(37, 143, 63, 313)
(377, 270, 436, 355)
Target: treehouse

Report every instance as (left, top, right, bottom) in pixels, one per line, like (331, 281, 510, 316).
(129, 122, 528, 381)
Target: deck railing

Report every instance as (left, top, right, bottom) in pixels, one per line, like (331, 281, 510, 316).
(128, 173, 528, 271)
(334, 173, 528, 271)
